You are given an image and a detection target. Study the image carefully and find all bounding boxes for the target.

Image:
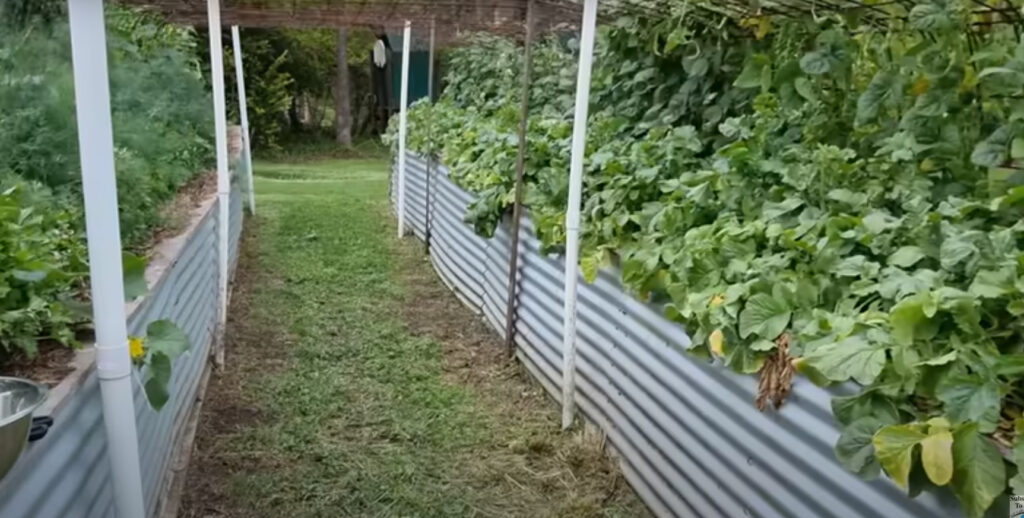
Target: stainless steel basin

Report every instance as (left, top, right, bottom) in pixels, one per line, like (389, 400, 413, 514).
(0, 377, 48, 482)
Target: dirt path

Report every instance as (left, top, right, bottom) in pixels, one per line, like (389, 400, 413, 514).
(179, 159, 648, 518)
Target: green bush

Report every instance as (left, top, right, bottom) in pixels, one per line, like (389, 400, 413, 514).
(224, 38, 293, 151)
(393, 2, 1024, 515)
(0, 7, 213, 247)
(0, 7, 213, 358)
(0, 183, 86, 359)
(218, 27, 376, 152)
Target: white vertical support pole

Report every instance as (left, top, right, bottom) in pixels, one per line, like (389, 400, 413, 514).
(427, 19, 435, 101)
(231, 25, 256, 215)
(561, 0, 599, 430)
(208, 0, 231, 367)
(396, 20, 412, 239)
(67, 1, 147, 516)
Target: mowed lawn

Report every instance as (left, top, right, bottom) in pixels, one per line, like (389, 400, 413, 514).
(180, 158, 647, 518)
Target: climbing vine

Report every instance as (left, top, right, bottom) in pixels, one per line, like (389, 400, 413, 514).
(390, 1, 1024, 515)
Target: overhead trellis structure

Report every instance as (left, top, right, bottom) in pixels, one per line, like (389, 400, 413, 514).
(0, 0, 1003, 34)
(119, 0, 1024, 34)
(120, 0, 582, 35)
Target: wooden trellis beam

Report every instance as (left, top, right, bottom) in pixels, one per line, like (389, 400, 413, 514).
(119, 0, 578, 35)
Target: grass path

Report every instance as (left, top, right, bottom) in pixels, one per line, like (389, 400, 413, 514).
(180, 158, 647, 518)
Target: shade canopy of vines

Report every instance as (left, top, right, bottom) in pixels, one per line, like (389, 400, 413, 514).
(389, 1, 1024, 516)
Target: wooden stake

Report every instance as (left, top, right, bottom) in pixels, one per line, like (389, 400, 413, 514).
(504, 0, 536, 356)
(425, 17, 436, 254)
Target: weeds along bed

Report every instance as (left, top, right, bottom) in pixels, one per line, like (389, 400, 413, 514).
(0, 7, 212, 370)
(387, 2, 1024, 516)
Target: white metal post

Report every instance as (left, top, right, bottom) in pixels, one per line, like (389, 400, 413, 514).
(396, 20, 412, 238)
(67, 0, 147, 516)
(561, 0, 599, 430)
(231, 26, 256, 215)
(208, 0, 231, 348)
(427, 19, 435, 101)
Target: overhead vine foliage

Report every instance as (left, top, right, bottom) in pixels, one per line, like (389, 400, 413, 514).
(389, 0, 1024, 515)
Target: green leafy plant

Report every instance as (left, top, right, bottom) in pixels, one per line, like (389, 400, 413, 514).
(390, 3, 1024, 515)
(0, 184, 86, 357)
(0, 7, 214, 362)
(0, 6, 214, 247)
(124, 245, 191, 411)
(218, 27, 378, 151)
(224, 39, 294, 151)
(129, 320, 191, 410)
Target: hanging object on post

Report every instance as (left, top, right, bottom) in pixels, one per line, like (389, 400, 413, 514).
(373, 39, 388, 68)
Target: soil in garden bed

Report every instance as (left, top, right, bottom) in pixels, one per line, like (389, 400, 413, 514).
(179, 158, 648, 518)
(147, 168, 218, 250)
(2, 341, 77, 386)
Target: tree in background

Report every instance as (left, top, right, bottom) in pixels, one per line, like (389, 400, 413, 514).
(335, 28, 352, 147)
(215, 26, 375, 152)
(223, 35, 293, 150)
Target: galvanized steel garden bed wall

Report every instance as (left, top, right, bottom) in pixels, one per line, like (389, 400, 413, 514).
(392, 152, 959, 518)
(0, 186, 244, 518)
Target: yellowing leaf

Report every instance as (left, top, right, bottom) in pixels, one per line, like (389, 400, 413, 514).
(920, 430, 953, 486)
(580, 255, 600, 283)
(709, 329, 725, 356)
(926, 417, 951, 432)
(873, 423, 927, 489)
(960, 65, 978, 93)
(709, 294, 725, 307)
(754, 18, 772, 40)
(792, 357, 831, 386)
(911, 76, 930, 96)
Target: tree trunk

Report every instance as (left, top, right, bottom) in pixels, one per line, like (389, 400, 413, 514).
(335, 28, 353, 147)
(288, 97, 301, 131)
(301, 94, 312, 126)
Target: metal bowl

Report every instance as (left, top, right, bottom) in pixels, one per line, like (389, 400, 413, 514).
(0, 377, 48, 482)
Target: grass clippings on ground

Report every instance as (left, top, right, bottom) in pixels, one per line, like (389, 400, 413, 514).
(179, 157, 648, 518)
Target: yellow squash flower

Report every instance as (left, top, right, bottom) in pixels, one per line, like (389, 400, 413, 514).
(129, 336, 146, 361)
